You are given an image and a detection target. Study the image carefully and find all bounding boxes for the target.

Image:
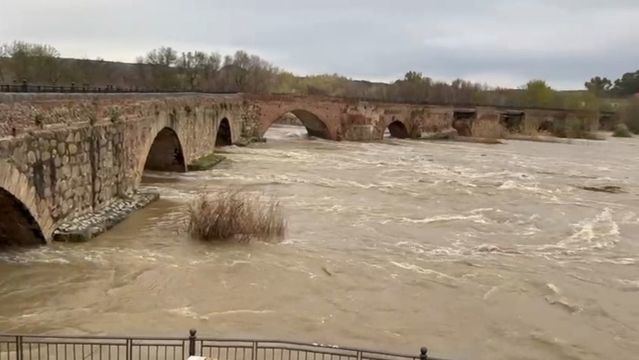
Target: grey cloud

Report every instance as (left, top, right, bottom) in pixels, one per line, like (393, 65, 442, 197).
(1, 0, 637, 89)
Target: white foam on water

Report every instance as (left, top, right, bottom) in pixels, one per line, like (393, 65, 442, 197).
(483, 286, 499, 300)
(204, 309, 275, 317)
(614, 279, 639, 291)
(390, 261, 458, 281)
(557, 208, 620, 251)
(401, 213, 488, 224)
(546, 283, 561, 295)
(167, 306, 209, 320)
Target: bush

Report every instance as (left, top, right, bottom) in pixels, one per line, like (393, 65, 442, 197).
(552, 115, 600, 139)
(471, 119, 506, 139)
(621, 99, 639, 134)
(613, 123, 632, 137)
(188, 191, 286, 242)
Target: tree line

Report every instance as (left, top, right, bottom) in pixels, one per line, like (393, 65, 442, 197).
(585, 72, 639, 97)
(0, 41, 636, 113)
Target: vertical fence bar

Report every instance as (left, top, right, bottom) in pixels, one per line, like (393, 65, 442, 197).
(419, 347, 428, 360)
(15, 337, 21, 360)
(188, 329, 196, 357)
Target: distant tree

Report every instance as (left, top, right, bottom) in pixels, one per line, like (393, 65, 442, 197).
(522, 80, 556, 108)
(391, 71, 431, 103)
(0, 41, 61, 83)
(404, 71, 424, 82)
(585, 76, 613, 96)
(142, 46, 178, 67)
(612, 70, 639, 96)
(176, 51, 221, 90)
(137, 47, 182, 89)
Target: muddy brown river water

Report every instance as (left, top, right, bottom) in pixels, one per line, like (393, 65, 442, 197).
(1, 125, 638, 360)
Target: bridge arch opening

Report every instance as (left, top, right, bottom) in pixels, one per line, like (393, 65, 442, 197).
(144, 127, 186, 172)
(500, 111, 525, 132)
(0, 187, 46, 247)
(216, 118, 232, 146)
(387, 121, 409, 138)
(538, 119, 554, 133)
(264, 110, 331, 140)
(452, 110, 476, 137)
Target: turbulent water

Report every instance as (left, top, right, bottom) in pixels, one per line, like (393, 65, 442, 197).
(1, 124, 639, 360)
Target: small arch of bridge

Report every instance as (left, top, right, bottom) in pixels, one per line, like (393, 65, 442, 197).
(216, 117, 233, 147)
(386, 120, 410, 139)
(262, 109, 332, 140)
(142, 127, 187, 173)
(0, 160, 53, 246)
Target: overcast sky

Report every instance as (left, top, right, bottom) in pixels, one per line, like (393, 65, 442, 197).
(1, 0, 638, 89)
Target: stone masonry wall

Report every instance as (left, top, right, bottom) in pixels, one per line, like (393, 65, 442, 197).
(0, 94, 245, 241)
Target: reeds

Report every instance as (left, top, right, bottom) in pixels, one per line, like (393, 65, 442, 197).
(188, 190, 286, 242)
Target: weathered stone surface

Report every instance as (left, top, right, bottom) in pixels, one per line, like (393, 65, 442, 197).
(53, 191, 159, 242)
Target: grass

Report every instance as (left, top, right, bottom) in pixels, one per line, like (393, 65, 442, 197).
(613, 123, 632, 138)
(188, 190, 286, 242)
(471, 119, 507, 139)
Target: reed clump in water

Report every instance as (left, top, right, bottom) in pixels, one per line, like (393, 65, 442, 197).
(188, 190, 286, 242)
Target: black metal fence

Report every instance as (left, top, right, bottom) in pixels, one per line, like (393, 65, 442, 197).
(0, 330, 446, 360)
(0, 81, 237, 94)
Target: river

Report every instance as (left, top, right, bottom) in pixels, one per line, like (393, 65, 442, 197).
(1, 124, 638, 360)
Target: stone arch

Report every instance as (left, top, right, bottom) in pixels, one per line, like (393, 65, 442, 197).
(387, 120, 409, 138)
(0, 160, 54, 245)
(452, 110, 476, 137)
(538, 119, 554, 133)
(143, 127, 187, 172)
(216, 118, 232, 146)
(264, 109, 331, 139)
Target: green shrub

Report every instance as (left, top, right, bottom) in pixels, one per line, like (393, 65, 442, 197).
(613, 123, 632, 137)
(552, 115, 599, 139)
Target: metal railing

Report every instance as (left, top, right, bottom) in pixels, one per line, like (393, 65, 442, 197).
(0, 330, 447, 360)
(0, 81, 238, 94)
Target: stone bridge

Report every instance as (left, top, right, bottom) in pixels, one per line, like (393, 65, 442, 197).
(0, 92, 595, 246)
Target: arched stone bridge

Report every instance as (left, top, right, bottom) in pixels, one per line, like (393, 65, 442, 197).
(0, 92, 596, 246)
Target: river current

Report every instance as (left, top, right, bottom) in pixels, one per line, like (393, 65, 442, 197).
(1, 125, 638, 360)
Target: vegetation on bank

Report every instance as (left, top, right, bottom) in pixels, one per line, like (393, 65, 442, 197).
(1, 41, 636, 113)
(613, 124, 632, 138)
(620, 98, 639, 134)
(187, 191, 286, 242)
